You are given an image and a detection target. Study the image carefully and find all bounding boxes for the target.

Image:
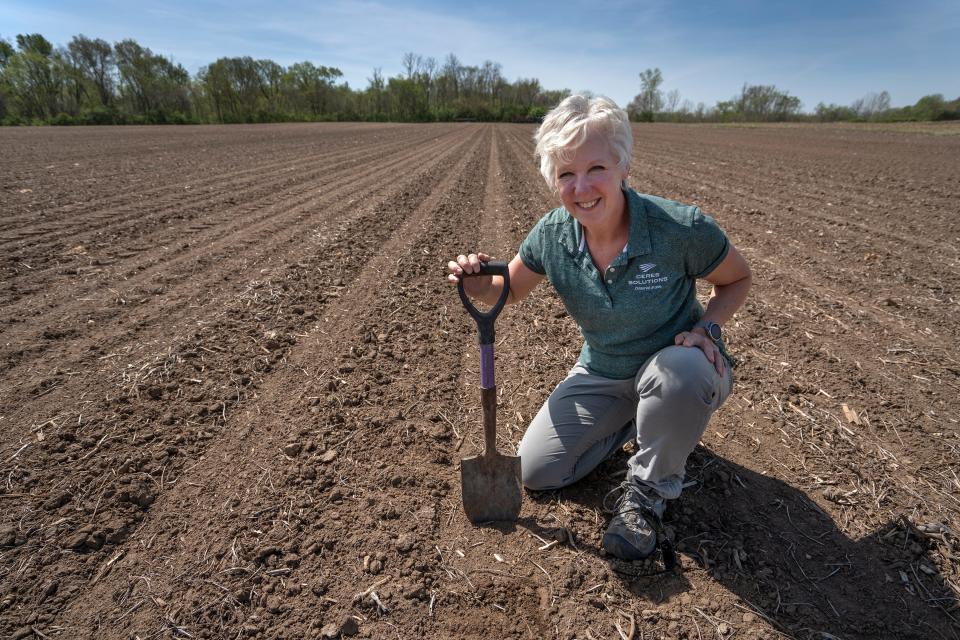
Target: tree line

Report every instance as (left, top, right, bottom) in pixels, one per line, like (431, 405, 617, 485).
(628, 67, 960, 123)
(0, 34, 567, 125)
(1, 34, 957, 126)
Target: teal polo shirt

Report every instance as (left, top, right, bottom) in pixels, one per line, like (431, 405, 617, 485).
(518, 188, 730, 380)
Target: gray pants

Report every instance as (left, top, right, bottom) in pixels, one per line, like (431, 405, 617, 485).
(517, 345, 733, 500)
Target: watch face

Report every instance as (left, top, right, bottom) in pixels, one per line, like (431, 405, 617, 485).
(708, 323, 722, 341)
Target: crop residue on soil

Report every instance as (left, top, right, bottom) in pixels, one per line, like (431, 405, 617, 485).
(1, 122, 958, 639)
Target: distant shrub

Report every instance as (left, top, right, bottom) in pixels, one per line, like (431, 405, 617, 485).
(254, 110, 285, 123)
(434, 107, 457, 122)
(527, 106, 548, 121)
(941, 97, 960, 120)
(80, 107, 121, 125)
(51, 112, 77, 126)
(814, 103, 857, 122)
(166, 111, 198, 125)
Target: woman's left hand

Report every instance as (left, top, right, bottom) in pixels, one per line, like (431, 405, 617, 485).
(674, 329, 725, 376)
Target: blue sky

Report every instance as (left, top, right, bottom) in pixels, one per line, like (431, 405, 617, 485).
(3, 0, 958, 110)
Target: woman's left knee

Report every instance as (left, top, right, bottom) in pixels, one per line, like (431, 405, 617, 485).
(642, 346, 718, 404)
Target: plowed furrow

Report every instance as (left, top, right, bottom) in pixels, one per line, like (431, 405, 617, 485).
(0, 130, 366, 232)
(0, 129, 476, 386)
(0, 127, 462, 279)
(0, 123, 484, 513)
(0, 124, 403, 229)
(45, 125, 492, 638)
(638, 154, 960, 260)
(627, 126, 959, 237)
(734, 282, 960, 523)
(0, 125, 465, 315)
(0, 126, 487, 636)
(0, 128, 483, 431)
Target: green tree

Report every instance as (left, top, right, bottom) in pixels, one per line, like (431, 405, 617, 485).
(910, 94, 947, 120)
(198, 57, 269, 122)
(713, 99, 737, 121)
(256, 59, 284, 115)
(0, 38, 14, 120)
(1, 32, 578, 125)
(16, 33, 52, 57)
(0, 38, 14, 67)
(114, 39, 191, 121)
(434, 53, 462, 111)
(67, 35, 115, 107)
(285, 61, 343, 117)
(7, 34, 61, 119)
(115, 39, 156, 113)
(365, 68, 386, 120)
(198, 58, 231, 121)
(628, 68, 664, 121)
(512, 78, 541, 111)
(734, 84, 802, 121)
(814, 102, 857, 122)
(386, 76, 430, 121)
(56, 45, 88, 117)
(851, 90, 890, 120)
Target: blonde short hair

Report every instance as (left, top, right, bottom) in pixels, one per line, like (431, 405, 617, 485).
(534, 95, 633, 190)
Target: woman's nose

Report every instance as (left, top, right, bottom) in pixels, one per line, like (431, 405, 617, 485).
(573, 174, 591, 194)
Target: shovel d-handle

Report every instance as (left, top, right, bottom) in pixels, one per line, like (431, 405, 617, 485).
(458, 261, 510, 390)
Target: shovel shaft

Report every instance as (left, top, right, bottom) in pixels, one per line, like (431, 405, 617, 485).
(481, 386, 498, 457)
(479, 343, 495, 389)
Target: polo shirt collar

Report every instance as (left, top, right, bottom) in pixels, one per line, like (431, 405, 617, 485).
(624, 187, 652, 258)
(558, 213, 581, 257)
(559, 187, 652, 258)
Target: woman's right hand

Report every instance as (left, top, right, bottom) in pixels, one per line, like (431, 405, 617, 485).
(447, 252, 494, 299)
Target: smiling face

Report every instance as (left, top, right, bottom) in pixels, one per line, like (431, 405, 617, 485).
(553, 130, 629, 229)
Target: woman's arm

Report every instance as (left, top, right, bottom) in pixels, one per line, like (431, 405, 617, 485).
(447, 253, 545, 307)
(675, 245, 752, 375)
(697, 245, 752, 326)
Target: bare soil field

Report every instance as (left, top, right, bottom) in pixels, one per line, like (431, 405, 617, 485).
(1, 122, 958, 640)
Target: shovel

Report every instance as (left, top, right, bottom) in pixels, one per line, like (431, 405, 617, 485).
(457, 260, 522, 523)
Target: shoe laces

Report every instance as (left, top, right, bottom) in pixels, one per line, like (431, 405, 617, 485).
(603, 480, 678, 572)
(602, 480, 658, 516)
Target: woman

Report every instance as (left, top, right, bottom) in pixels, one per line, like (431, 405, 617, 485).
(446, 95, 751, 561)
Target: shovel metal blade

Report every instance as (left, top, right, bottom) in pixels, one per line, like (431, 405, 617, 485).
(461, 452, 522, 523)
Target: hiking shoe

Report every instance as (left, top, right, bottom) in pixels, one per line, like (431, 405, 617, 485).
(602, 481, 665, 561)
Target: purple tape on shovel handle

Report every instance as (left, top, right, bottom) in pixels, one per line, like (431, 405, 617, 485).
(479, 343, 495, 389)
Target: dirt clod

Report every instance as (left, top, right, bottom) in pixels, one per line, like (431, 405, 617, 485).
(339, 615, 359, 636)
(265, 596, 284, 614)
(11, 627, 32, 640)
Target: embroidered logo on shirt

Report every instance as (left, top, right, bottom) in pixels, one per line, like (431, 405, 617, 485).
(629, 263, 669, 291)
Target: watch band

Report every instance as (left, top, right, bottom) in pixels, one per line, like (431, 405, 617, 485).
(694, 320, 722, 342)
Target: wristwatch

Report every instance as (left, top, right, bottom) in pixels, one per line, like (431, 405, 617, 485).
(694, 320, 722, 342)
